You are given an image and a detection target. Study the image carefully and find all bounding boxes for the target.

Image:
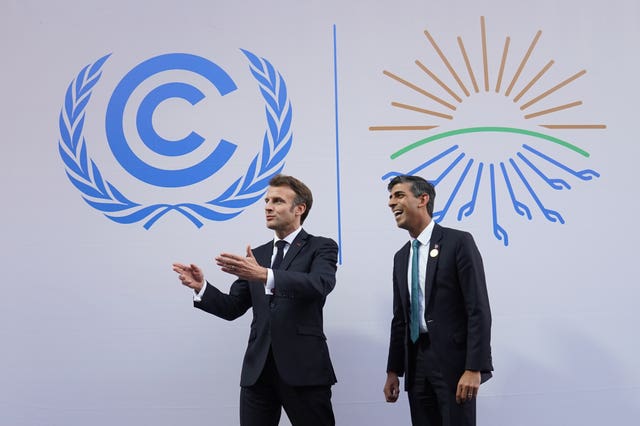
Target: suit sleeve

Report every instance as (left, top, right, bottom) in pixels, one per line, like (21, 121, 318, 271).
(456, 232, 493, 372)
(194, 280, 252, 321)
(386, 254, 406, 376)
(272, 237, 338, 300)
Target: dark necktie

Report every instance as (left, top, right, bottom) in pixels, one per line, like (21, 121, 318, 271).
(271, 240, 287, 270)
(410, 239, 421, 343)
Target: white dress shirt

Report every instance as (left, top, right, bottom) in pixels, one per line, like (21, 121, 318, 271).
(264, 227, 302, 294)
(407, 220, 434, 333)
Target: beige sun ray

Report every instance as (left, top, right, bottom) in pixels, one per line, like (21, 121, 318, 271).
(415, 60, 463, 102)
(513, 60, 554, 103)
(457, 37, 479, 93)
(495, 37, 510, 93)
(424, 30, 470, 97)
(524, 101, 582, 119)
(369, 125, 439, 131)
(481, 16, 489, 92)
(540, 124, 606, 129)
(383, 70, 457, 110)
(520, 70, 586, 110)
(505, 30, 542, 97)
(392, 102, 454, 119)
(372, 19, 606, 137)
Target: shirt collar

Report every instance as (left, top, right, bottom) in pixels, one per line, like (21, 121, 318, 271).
(411, 220, 434, 247)
(273, 226, 303, 246)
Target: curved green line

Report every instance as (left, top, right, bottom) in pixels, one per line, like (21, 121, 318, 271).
(390, 126, 590, 159)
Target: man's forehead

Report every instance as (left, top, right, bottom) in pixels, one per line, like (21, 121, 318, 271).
(389, 182, 412, 193)
(266, 185, 295, 198)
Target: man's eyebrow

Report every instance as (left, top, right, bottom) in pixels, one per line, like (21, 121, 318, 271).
(265, 196, 285, 202)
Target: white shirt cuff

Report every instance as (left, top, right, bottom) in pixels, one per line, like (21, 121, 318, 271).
(265, 269, 275, 294)
(193, 279, 207, 302)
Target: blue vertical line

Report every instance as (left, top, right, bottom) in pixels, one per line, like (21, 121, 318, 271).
(333, 24, 343, 265)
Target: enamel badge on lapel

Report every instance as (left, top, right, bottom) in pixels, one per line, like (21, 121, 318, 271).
(430, 244, 439, 258)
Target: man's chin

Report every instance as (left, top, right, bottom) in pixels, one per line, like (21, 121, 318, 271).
(394, 218, 408, 230)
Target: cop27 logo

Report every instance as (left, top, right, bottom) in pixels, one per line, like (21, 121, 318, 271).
(370, 17, 605, 246)
(58, 50, 292, 229)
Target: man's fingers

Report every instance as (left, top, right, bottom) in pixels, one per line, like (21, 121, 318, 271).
(456, 386, 477, 404)
(384, 375, 400, 403)
(190, 264, 203, 279)
(173, 263, 198, 275)
(173, 263, 204, 286)
(218, 252, 241, 261)
(216, 255, 237, 270)
(172, 263, 187, 273)
(384, 387, 398, 403)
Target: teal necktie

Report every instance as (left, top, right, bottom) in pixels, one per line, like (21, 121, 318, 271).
(410, 239, 421, 343)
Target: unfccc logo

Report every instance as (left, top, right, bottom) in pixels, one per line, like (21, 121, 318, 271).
(58, 50, 292, 229)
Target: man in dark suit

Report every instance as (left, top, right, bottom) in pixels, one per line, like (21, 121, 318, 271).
(173, 175, 338, 426)
(383, 175, 493, 426)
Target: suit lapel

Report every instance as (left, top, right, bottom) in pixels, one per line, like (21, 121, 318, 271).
(398, 242, 411, 312)
(424, 223, 443, 313)
(254, 242, 273, 268)
(251, 243, 274, 298)
(280, 229, 308, 270)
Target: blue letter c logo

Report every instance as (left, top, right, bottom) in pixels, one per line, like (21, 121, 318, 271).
(105, 53, 238, 187)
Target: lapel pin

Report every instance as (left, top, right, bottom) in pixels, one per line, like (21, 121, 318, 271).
(430, 244, 439, 258)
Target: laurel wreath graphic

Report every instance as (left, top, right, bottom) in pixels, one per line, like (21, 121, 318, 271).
(58, 50, 292, 229)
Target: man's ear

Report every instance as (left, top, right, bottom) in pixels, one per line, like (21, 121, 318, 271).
(418, 193, 429, 208)
(295, 203, 306, 217)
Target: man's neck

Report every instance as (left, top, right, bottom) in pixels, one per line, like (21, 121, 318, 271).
(276, 225, 301, 240)
(409, 217, 432, 239)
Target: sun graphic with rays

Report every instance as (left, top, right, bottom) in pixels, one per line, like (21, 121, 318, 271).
(370, 16, 605, 246)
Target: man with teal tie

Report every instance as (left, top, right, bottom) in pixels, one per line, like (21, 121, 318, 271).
(383, 175, 493, 426)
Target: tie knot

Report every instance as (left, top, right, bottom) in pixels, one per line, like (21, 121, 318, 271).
(412, 239, 421, 250)
(275, 240, 287, 250)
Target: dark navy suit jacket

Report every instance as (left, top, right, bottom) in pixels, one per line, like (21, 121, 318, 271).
(387, 223, 493, 390)
(195, 229, 338, 387)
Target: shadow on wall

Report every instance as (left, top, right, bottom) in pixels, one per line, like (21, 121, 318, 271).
(328, 328, 413, 426)
(483, 318, 639, 426)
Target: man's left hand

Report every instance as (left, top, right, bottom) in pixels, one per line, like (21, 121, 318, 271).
(216, 245, 268, 282)
(456, 370, 481, 404)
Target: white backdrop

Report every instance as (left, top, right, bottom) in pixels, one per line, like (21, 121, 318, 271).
(2, 0, 639, 425)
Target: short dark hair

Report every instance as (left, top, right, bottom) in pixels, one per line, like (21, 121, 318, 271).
(387, 175, 436, 216)
(268, 174, 313, 224)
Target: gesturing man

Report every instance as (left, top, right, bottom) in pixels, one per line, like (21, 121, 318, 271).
(173, 175, 338, 426)
(383, 175, 493, 426)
